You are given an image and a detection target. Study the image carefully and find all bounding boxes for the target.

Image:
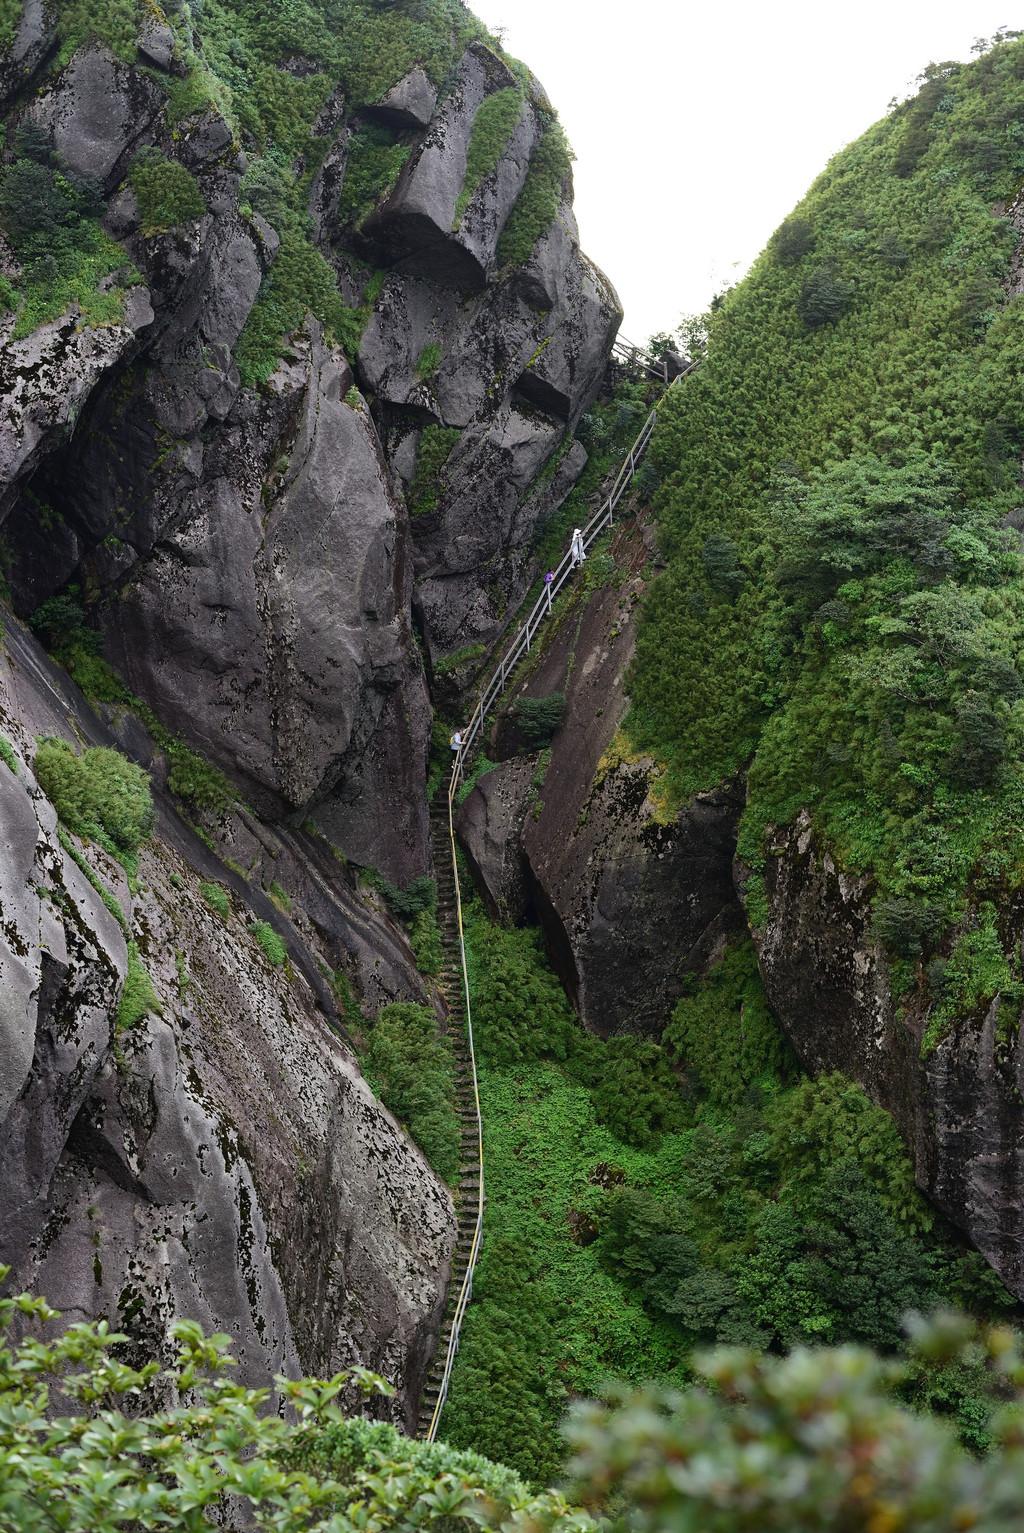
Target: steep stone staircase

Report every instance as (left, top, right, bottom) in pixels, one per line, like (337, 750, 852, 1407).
(416, 786, 484, 1438)
(414, 362, 692, 1440)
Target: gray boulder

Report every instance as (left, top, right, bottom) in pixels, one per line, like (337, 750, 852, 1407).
(0, 0, 56, 111)
(360, 258, 611, 433)
(358, 181, 621, 665)
(412, 404, 574, 658)
(371, 67, 437, 129)
(137, 17, 179, 73)
(0, 291, 154, 524)
(456, 758, 534, 924)
(514, 207, 623, 422)
(30, 45, 163, 186)
(368, 43, 539, 290)
(177, 109, 235, 169)
(1, 205, 263, 607)
(103, 323, 431, 883)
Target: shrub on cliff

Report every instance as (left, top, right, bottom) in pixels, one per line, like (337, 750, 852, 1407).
(34, 738, 154, 860)
(772, 213, 816, 265)
(498, 119, 573, 268)
(0, 123, 130, 334)
(664, 939, 793, 1104)
(128, 148, 206, 237)
(408, 427, 460, 517)
(0, 1274, 578, 1532)
(513, 693, 566, 749)
(252, 919, 287, 967)
(361, 1002, 460, 1182)
(454, 86, 523, 225)
(336, 124, 410, 228)
(465, 905, 574, 1063)
(795, 266, 853, 327)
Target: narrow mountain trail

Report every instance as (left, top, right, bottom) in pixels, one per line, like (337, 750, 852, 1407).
(417, 788, 485, 1439)
(417, 358, 690, 1438)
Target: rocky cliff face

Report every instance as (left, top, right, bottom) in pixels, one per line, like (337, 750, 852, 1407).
(0, 23, 619, 879)
(458, 514, 746, 1037)
(750, 814, 1024, 1300)
(0, 1, 620, 1411)
(0, 617, 455, 1422)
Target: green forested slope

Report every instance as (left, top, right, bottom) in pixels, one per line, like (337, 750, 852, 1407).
(440, 906, 1016, 1484)
(628, 36, 1024, 993)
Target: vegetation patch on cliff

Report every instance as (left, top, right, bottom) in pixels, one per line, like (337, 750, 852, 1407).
(454, 86, 523, 226)
(408, 425, 461, 517)
(337, 124, 411, 230)
(30, 598, 239, 821)
(35, 737, 153, 873)
(0, 123, 134, 335)
(361, 1001, 460, 1183)
(128, 148, 206, 237)
(498, 120, 572, 269)
(116, 941, 162, 1031)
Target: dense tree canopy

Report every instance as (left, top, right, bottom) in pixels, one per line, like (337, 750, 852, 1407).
(627, 35, 1024, 1026)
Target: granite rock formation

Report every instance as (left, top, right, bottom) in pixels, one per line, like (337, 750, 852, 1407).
(0, 28, 620, 878)
(458, 517, 746, 1037)
(0, 5, 620, 1407)
(751, 812, 1024, 1300)
(0, 618, 454, 1422)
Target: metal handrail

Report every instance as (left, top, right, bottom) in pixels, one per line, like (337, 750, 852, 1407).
(423, 764, 485, 1442)
(450, 363, 693, 767)
(611, 334, 689, 382)
(423, 359, 693, 1441)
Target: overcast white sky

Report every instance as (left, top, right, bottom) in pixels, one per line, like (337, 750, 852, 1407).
(471, 1, 1018, 342)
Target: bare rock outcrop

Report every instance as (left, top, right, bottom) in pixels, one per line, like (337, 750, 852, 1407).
(0, 290, 154, 521)
(101, 323, 431, 883)
(31, 44, 165, 186)
(456, 757, 534, 924)
(368, 43, 537, 289)
(371, 67, 438, 130)
(0, 0, 56, 112)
